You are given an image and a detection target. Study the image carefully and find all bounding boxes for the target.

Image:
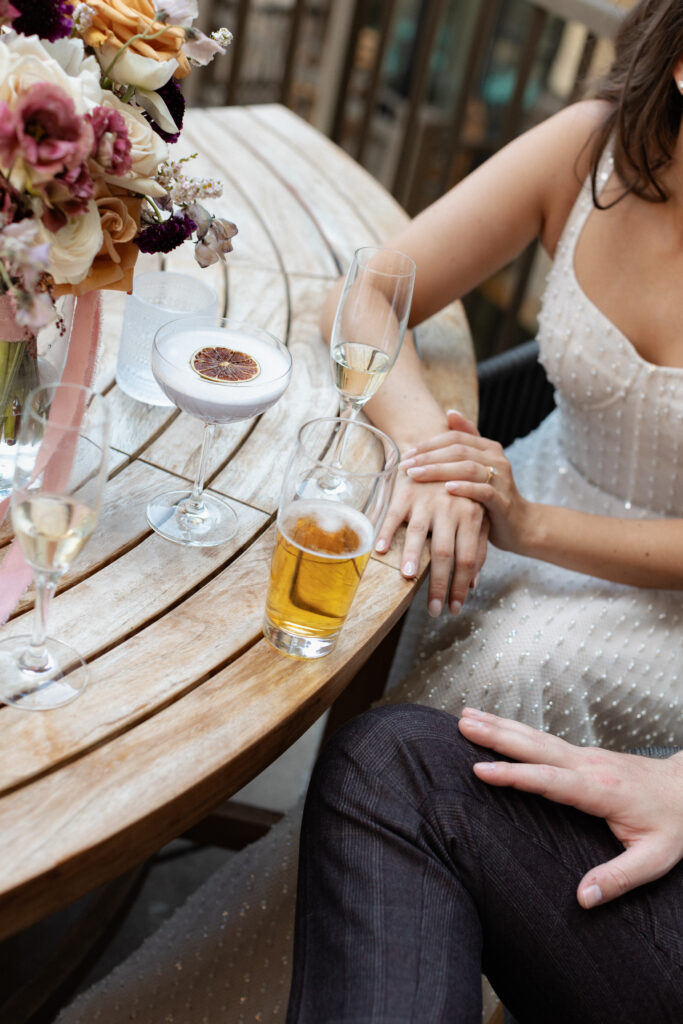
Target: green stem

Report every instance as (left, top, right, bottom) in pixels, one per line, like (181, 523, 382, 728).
(101, 25, 172, 81)
(145, 196, 164, 222)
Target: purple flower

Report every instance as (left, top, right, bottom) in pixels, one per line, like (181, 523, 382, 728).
(89, 106, 132, 176)
(135, 212, 197, 255)
(11, 0, 74, 41)
(146, 79, 186, 144)
(194, 216, 238, 267)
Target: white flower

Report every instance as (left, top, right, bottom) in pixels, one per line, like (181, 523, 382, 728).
(155, 0, 198, 26)
(0, 32, 103, 113)
(133, 86, 179, 136)
(34, 201, 103, 285)
(98, 93, 169, 197)
(184, 29, 228, 67)
(96, 41, 178, 92)
(72, 4, 94, 33)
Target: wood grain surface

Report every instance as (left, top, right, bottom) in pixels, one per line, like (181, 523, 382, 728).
(0, 105, 476, 941)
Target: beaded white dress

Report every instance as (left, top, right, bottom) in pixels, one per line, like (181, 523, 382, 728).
(57, 147, 682, 1023)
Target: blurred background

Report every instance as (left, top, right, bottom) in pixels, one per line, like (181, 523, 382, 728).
(187, 0, 633, 360)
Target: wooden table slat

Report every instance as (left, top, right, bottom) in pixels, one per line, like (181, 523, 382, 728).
(0, 105, 476, 943)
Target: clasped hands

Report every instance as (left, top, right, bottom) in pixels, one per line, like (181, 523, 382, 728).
(375, 409, 529, 617)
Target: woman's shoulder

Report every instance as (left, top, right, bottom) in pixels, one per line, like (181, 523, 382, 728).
(529, 100, 613, 254)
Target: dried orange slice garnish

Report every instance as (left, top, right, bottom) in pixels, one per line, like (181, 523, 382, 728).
(190, 346, 260, 383)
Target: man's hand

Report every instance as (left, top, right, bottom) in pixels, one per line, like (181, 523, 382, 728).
(458, 708, 683, 908)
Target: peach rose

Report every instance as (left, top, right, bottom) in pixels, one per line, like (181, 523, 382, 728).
(81, 0, 190, 79)
(53, 182, 142, 296)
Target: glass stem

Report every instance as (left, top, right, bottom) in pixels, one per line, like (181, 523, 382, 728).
(21, 571, 56, 671)
(331, 398, 360, 466)
(186, 421, 215, 514)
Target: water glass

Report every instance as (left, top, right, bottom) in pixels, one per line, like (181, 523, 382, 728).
(116, 271, 218, 405)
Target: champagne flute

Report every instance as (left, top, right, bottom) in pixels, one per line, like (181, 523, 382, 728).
(0, 383, 110, 711)
(146, 316, 292, 547)
(330, 246, 416, 419)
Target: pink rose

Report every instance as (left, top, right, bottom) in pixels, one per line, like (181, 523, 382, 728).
(89, 106, 132, 177)
(5, 82, 94, 184)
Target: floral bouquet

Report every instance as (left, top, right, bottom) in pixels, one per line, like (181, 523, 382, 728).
(0, 0, 237, 470)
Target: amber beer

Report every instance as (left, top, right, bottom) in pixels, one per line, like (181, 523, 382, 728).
(265, 499, 374, 644)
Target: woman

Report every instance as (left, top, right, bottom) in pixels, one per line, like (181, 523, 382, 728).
(320, 0, 683, 753)
(57, 2, 682, 1020)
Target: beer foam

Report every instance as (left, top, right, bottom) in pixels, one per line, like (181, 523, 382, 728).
(280, 499, 374, 558)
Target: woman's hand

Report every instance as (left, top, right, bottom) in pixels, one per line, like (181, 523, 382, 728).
(458, 708, 683, 908)
(400, 409, 534, 554)
(376, 475, 488, 617)
(376, 409, 488, 617)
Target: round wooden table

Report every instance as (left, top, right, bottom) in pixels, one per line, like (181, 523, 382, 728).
(0, 104, 476, 942)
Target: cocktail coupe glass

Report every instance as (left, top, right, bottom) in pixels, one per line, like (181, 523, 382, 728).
(0, 384, 110, 711)
(146, 316, 292, 547)
(329, 246, 416, 422)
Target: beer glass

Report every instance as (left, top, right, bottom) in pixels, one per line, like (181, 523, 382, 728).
(263, 417, 399, 659)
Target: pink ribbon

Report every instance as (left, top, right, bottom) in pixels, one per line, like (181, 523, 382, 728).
(0, 290, 101, 624)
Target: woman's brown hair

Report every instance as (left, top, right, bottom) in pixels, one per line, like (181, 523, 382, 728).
(590, 0, 683, 206)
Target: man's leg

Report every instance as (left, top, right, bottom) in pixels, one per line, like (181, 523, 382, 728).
(286, 704, 682, 1024)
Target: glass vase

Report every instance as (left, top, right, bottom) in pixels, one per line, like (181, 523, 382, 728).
(0, 292, 73, 501)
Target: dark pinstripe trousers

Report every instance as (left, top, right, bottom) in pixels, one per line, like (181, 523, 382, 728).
(286, 704, 682, 1024)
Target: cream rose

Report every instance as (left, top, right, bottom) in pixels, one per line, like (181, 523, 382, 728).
(0, 33, 103, 113)
(95, 40, 178, 92)
(99, 93, 168, 197)
(36, 201, 104, 285)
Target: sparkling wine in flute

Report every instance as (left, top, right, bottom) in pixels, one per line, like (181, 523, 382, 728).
(13, 495, 97, 575)
(265, 499, 374, 639)
(0, 383, 110, 712)
(331, 341, 391, 404)
(329, 246, 416, 419)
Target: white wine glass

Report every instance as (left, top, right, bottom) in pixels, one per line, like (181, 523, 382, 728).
(0, 383, 110, 711)
(146, 316, 292, 547)
(330, 246, 416, 420)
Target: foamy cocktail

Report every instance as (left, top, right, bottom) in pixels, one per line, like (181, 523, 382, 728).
(146, 317, 292, 547)
(152, 325, 292, 423)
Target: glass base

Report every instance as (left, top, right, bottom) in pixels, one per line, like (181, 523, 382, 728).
(116, 364, 174, 407)
(262, 614, 338, 659)
(146, 489, 238, 547)
(0, 635, 87, 711)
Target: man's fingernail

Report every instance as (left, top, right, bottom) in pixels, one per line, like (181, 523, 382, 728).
(450, 600, 462, 616)
(406, 467, 423, 477)
(582, 884, 603, 909)
(402, 561, 416, 577)
(428, 599, 442, 618)
(375, 538, 388, 553)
